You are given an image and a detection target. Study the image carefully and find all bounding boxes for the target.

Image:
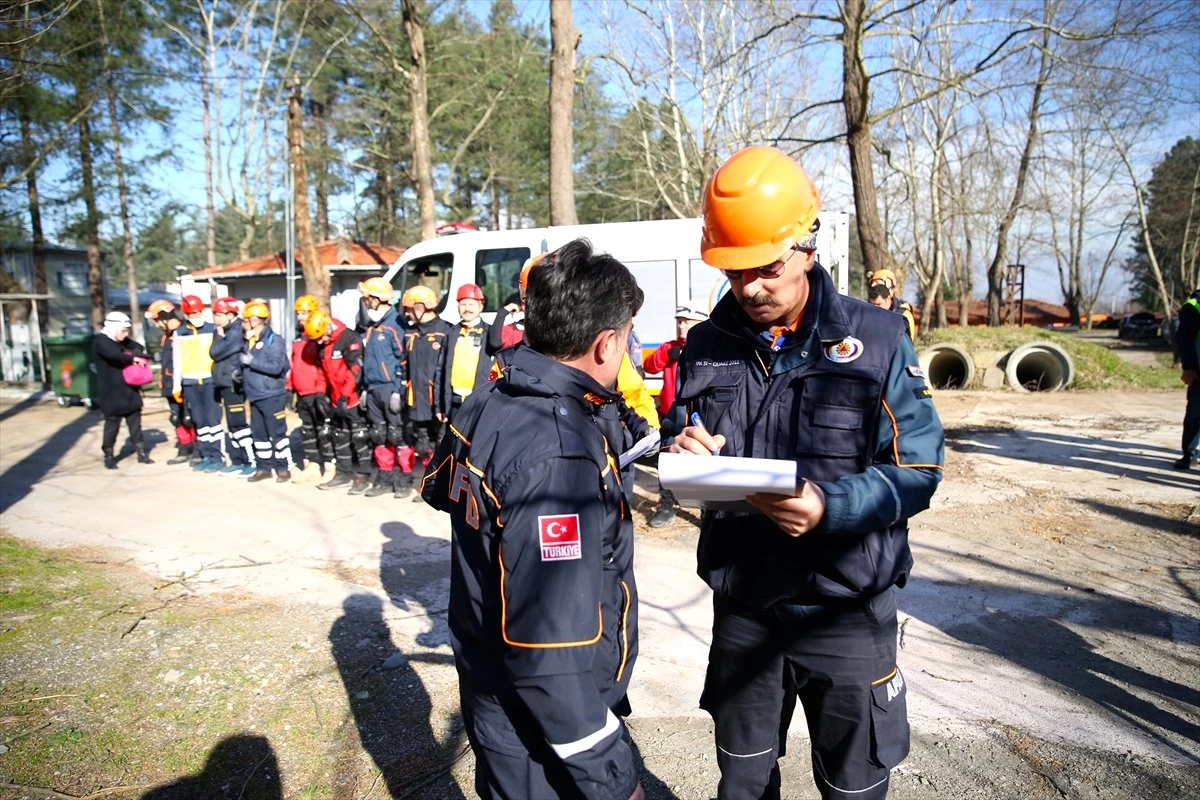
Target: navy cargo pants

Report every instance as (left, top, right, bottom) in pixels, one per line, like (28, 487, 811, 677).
(701, 588, 909, 800)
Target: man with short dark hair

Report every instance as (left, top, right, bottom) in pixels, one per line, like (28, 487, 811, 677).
(421, 238, 646, 800)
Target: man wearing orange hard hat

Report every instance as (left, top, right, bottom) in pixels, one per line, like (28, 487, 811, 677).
(670, 146, 945, 800)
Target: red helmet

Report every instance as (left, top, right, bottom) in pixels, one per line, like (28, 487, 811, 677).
(456, 283, 484, 302)
(212, 296, 240, 315)
(181, 295, 205, 315)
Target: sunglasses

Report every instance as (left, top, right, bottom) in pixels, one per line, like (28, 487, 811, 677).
(868, 284, 891, 299)
(722, 252, 792, 281)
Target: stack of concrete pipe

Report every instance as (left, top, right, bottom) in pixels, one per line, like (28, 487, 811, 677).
(917, 341, 1075, 392)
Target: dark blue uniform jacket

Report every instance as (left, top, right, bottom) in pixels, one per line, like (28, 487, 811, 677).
(678, 264, 944, 607)
(421, 344, 640, 800)
(241, 325, 288, 401)
(404, 316, 453, 421)
(209, 319, 246, 388)
(362, 307, 407, 393)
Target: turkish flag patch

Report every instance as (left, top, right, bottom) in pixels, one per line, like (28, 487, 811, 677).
(539, 514, 581, 562)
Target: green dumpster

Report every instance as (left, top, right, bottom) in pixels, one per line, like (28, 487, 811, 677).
(46, 335, 97, 408)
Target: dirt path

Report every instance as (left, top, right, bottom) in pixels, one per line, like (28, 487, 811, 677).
(0, 389, 1197, 799)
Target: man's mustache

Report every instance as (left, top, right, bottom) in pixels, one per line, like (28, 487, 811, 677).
(744, 293, 778, 308)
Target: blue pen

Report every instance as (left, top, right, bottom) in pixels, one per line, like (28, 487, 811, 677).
(690, 412, 720, 456)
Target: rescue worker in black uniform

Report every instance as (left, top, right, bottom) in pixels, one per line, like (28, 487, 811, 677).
(866, 269, 917, 340)
(359, 277, 411, 498)
(1175, 288, 1200, 470)
(209, 296, 256, 476)
(145, 300, 197, 465)
(400, 284, 453, 476)
(671, 147, 945, 800)
(421, 239, 647, 800)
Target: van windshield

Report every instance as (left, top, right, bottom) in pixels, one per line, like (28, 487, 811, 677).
(396, 253, 453, 313)
(476, 247, 530, 311)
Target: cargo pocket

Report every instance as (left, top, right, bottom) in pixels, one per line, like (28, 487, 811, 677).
(869, 668, 910, 768)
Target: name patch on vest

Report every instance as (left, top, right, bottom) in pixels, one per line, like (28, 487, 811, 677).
(824, 337, 863, 364)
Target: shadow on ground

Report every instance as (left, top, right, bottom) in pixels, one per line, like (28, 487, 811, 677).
(0, 405, 99, 513)
(140, 734, 281, 799)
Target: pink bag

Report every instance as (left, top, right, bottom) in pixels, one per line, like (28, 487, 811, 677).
(123, 362, 154, 387)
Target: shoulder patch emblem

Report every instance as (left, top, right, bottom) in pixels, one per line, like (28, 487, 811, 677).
(539, 514, 581, 562)
(907, 365, 925, 379)
(913, 386, 932, 399)
(824, 337, 864, 364)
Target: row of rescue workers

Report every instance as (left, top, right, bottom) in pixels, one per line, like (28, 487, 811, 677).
(135, 261, 678, 501)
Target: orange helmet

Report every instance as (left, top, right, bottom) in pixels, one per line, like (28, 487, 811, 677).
(868, 269, 897, 289)
(401, 285, 439, 309)
(212, 296, 240, 315)
(359, 277, 394, 302)
(519, 252, 548, 301)
(145, 299, 176, 320)
(294, 294, 320, 313)
(304, 310, 333, 340)
(242, 300, 270, 320)
(181, 295, 205, 315)
(700, 146, 821, 270)
(456, 283, 485, 302)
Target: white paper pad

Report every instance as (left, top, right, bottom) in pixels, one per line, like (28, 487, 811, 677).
(657, 452, 797, 504)
(619, 431, 662, 469)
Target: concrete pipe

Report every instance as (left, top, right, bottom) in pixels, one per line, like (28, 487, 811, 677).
(918, 343, 975, 389)
(1004, 342, 1075, 392)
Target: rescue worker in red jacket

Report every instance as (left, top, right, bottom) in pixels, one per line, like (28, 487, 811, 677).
(146, 299, 197, 465)
(446, 283, 492, 417)
(289, 294, 334, 477)
(401, 285, 453, 474)
(306, 311, 373, 493)
(359, 277, 412, 498)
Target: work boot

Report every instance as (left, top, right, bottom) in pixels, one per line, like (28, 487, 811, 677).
(275, 468, 292, 483)
(103, 450, 117, 470)
(365, 478, 391, 498)
(394, 470, 413, 499)
(246, 469, 274, 483)
(167, 446, 193, 466)
(136, 448, 153, 465)
(347, 474, 371, 495)
(319, 471, 353, 490)
(648, 502, 676, 528)
(1173, 455, 1192, 470)
(188, 451, 204, 467)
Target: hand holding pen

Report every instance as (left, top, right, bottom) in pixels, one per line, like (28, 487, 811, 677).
(668, 411, 725, 456)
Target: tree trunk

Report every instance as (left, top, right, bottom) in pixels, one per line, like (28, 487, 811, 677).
(401, 0, 437, 241)
(76, 95, 106, 329)
(265, 113, 274, 254)
(201, 57, 216, 268)
(489, 156, 501, 230)
(840, 0, 896, 279)
(96, 0, 141, 340)
(18, 96, 48, 349)
(549, 0, 579, 226)
(986, 22, 1051, 325)
(287, 72, 329, 308)
(312, 93, 330, 241)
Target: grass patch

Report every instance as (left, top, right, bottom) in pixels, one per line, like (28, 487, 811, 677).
(919, 327, 1180, 390)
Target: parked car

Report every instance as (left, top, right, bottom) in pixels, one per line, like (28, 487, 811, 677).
(1118, 311, 1160, 340)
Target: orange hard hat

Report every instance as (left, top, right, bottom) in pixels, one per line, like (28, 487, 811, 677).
(145, 299, 176, 320)
(304, 310, 333, 340)
(519, 252, 549, 301)
(359, 277, 394, 302)
(242, 300, 270, 320)
(456, 283, 484, 302)
(401, 285, 439, 309)
(294, 294, 320, 313)
(700, 146, 822, 270)
(868, 269, 897, 289)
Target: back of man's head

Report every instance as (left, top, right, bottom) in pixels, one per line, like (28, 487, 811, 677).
(525, 238, 644, 360)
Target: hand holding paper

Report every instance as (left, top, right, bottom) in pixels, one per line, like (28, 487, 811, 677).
(658, 451, 796, 506)
(747, 479, 826, 537)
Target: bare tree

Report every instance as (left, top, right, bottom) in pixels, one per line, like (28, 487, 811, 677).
(549, 0, 579, 225)
(288, 72, 328, 307)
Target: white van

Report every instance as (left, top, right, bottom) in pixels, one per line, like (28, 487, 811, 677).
(381, 214, 850, 384)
